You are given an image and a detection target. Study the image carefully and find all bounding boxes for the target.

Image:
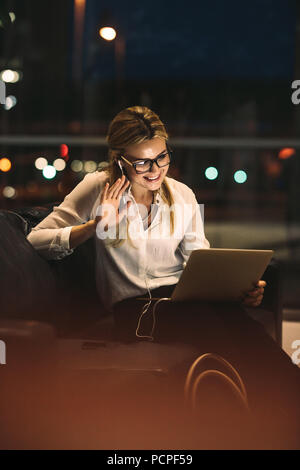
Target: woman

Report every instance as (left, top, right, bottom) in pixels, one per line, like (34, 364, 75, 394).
(27, 106, 300, 445)
(27, 106, 264, 340)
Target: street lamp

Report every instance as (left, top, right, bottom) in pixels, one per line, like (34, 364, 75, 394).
(98, 13, 125, 101)
(99, 27, 116, 41)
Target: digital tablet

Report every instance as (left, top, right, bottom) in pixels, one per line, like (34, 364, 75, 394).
(171, 248, 274, 302)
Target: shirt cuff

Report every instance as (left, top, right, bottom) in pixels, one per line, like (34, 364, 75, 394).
(60, 226, 73, 250)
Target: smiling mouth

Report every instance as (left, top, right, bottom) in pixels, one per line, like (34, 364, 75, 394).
(143, 174, 161, 182)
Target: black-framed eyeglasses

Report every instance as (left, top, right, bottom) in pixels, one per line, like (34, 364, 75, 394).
(119, 147, 172, 174)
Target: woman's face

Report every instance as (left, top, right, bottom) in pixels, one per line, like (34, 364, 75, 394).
(120, 137, 170, 194)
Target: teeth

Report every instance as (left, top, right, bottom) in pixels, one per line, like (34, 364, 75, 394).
(145, 175, 159, 180)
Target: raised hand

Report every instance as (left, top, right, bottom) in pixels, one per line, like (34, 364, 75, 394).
(95, 175, 131, 232)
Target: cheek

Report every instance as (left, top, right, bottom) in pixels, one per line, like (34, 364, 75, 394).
(161, 166, 169, 177)
(129, 171, 146, 186)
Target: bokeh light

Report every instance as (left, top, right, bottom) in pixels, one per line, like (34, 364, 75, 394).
(8, 12, 16, 23)
(3, 186, 16, 198)
(0, 69, 20, 83)
(0, 158, 12, 172)
(84, 160, 97, 173)
(278, 148, 295, 160)
(35, 157, 48, 170)
(98, 161, 109, 171)
(234, 170, 247, 184)
(71, 160, 83, 172)
(53, 158, 66, 171)
(99, 27, 117, 41)
(205, 166, 218, 180)
(42, 165, 56, 179)
(60, 144, 69, 158)
(4, 95, 17, 110)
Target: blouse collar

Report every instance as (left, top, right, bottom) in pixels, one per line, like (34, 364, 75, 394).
(125, 183, 162, 205)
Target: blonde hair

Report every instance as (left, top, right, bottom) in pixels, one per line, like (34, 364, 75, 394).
(102, 105, 175, 248)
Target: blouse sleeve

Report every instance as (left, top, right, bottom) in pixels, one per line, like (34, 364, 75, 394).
(26, 171, 104, 260)
(178, 189, 210, 264)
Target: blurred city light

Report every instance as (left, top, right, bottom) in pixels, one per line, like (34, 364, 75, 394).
(205, 166, 218, 180)
(53, 158, 66, 171)
(278, 147, 295, 160)
(35, 157, 48, 170)
(0, 69, 20, 83)
(60, 144, 69, 158)
(84, 160, 97, 172)
(42, 165, 56, 179)
(3, 186, 16, 198)
(71, 160, 83, 172)
(99, 26, 116, 41)
(234, 170, 247, 184)
(98, 161, 109, 171)
(0, 158, 12, 172)
(4, 95, 17, 110)
(8, 12, 16, 23)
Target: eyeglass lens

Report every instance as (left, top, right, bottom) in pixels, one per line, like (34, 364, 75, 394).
(135, 152, 171, 173)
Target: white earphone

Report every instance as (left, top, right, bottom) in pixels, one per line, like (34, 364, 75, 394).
(117, 160, 124, 175)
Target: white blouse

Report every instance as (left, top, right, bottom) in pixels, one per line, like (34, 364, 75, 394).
(26, 170, 210, 312)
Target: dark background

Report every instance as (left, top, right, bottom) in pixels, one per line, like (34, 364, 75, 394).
(0, 0, 300, 308)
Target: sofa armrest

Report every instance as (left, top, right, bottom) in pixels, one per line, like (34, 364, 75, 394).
(259, 259, 283, 346)
(0, 211, 58, 323)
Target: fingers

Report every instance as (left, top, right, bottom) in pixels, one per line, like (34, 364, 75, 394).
(100, 176, 128, 202)
(251, 294, 263, 306)
(242, 295, 263, 307)
(241, 279, 266, 308)
(242, 292, 263, 305)
(100, 182, 109, 204)
(117, 177, 130, 198)
(255, 280, 266, 289)
(109, 177, 123, 198)
(242, 287, 263, 299)
(245, 280, 266, 297)
(108, 175, 129, 199)
(246, 286, 265, 297)
(98, 176, 131, 227)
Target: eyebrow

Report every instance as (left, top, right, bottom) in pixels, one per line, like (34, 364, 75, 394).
(125, 149, 168, 163)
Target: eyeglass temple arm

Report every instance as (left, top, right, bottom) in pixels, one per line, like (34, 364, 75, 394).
(119, 155, 133, 166)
